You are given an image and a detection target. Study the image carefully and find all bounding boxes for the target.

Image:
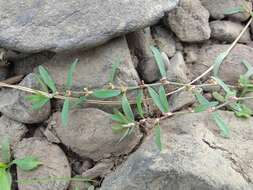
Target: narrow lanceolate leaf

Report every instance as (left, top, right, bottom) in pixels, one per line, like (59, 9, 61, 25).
(0, 168, 11, 190)
(212, 112, 229, 137)
(212, 92, 225, 102)
(109, 59, 122, 83)
(148, 86, 165, 113)
(111, 125, 124, 133)
(194, 101, 218, 113)
(150, 46, 166, 78)
(61, 98, 70, 128)
(136, 90, 144, 118)
(233, 103, 253, 118)
(122, 94, 135, 122)
(224, 6, 244, 15)
(38, 66, 57, 93)
(213, 51, 228, 77)
(154, 124, 162, 151)
(194, 91, 209, 105)
(1, 137, 11, 164)
(211, 77, 234, 95)
(93, 89, 121, 99)
(159, 86, 169, 113)
(11, 156, 42, 171)
(118, 128, 131, 143)
(26, 94, 50, 110)
(70, 96, 87, 109)
(66, 59, 78, 90)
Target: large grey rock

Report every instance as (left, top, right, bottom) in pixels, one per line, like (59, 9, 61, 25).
(190, 44, 253, 85)
(14, 138, 71, 190)
(0, 116, 28, 146)
(0, 0, 179, 53)
(200, 0, 252, 22)
(100, 111, 253, 190)
(0, 66, 9, 80)
(210, 21, 251, 44)
(41, 37, 139, 90)
(0, 73, 51, 123)
(46, 108, 143, 161)
(166, 0, 211, 42)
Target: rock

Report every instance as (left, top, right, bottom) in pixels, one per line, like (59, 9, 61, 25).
(210, 21, 251, 44)
(200, 0, 252, 22)
(0, 66, 9, 80)
(14, 137, 71, 190)
(46, 108, 143, 161)
(41, 37, 140, 90)
(242, 92, 253, 112)
(169, 90, 196, 112)
(0, 73, 51, 123)
(68, 176, 91, 190)
(0, 0, 179, 53)
(100, 111, 253, 190)
(190, 44, 253, 85)
(0, 116, 28, 146)
(151, 26, 176, 58)
(166, 0, 211, 42)
(127, 28, 160, 83)
(13, 52, 55, 76)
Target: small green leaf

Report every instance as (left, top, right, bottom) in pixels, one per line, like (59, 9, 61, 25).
(194, 101, 219, 113)
(111, 125, 124, 133)
(11, 156, 42, 171)
(0, 168, 11, 190)
(93, 89, 121, 99)
(109, 59, 122, 83)
(38, 66, 57, 93)
(118, 128, 131, 143)
(212, 77, 234, 96)
(224, 6, 244, 15)
(61, 98, 70, 128)
(136, 90, 144, 118)
(66, 59, 78, 90)
(70, 96, 86, 109)
(212, 92, 225, 102)
(150, 46, 166, 78)
(194, 91, 209, 105)
(213, 51, 228, 77)
(1, 137, 11, 164)
(26, 94, 50, 110)
(154, 124, 162, 151)
(122, 94, 134, 122)
(111, 110, 129, 124)
(234, 103, 253, 118)
(159, 86, 169, 113)
(148, 86, 165, 113)
(212, 112, 229, 137)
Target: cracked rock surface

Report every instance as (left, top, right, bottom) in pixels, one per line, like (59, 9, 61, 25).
(100, 111, 253, 190)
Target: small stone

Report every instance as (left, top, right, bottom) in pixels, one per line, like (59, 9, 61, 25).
(210, 21, 251, 43)
(0, 73, 51, 123)
(200, 0, 252, 22)
(152, 26, 176, 58)
(0, 116, 27, 146)
(166, 0, 211, 42)
(46, 108, 143, 161)
(14, 137, 71, 190)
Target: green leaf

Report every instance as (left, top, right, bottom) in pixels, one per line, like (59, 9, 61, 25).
(111, 125, 124, 133)
(213, 51, 228, 77)
(194, 101, 219, 113)
(212, 92, 225, 102)
(109, 59, 122, 83)
(154, 124, 162, 151)
(35, 74, 48, 92)
(26, 94, 50, 110)
(118, 128, 132, 143)
(38, 66, 57, 93)
(150, 46, 166, 78)
(66, 59, 78, 90)
(122, 94, 134, 122)
(212, 112, 229, 137)
(194, 91, 209, 105)
(136, 90, 144, 118)
(1, 137, 11, 164)
(224, 6, 244, 15)
(93, 89, 121, 99)
(111, 110, 130, 124)
(159, 86, 169, 113)
(11, 156, 42, 171)
(61, 98, 70, 128)
(148, 86, 166, 113)
(241, 60, 253, 79)
(234, 103, 253, 118)
(0, 168, 11, 190)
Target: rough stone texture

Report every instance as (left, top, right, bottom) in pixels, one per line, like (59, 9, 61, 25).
(0, 73, 51, 123)
(47, 108, 143, 161)
(100, 111, 253, 190)
(210, 21, 251, 44)
(0, 116, 28, 146)
(0, 0, 179, 53)
(190, 44, 253, 85)
(14, 137, 71, 190)
(127, 28, 160, 83)
(166, 0, 211, 42)
(151, 26, 176, 58)
(41, 37, 140, 90)
(68, 176, 91, 190)
(200, 0, 252, 22)
(0, 66, 9, 80)
(169, 90, 196, 112)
